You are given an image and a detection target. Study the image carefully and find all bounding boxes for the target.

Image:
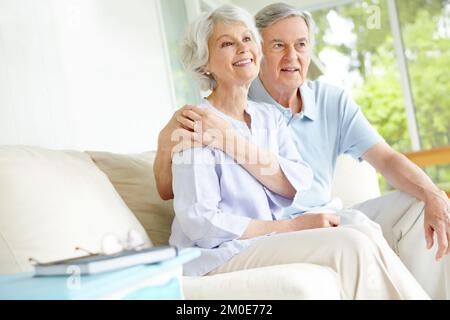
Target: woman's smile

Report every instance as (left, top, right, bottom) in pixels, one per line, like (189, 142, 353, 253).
(232, 58, 254, 67)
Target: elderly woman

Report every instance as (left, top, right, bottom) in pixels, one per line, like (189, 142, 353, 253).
(168, 4, 429, 299)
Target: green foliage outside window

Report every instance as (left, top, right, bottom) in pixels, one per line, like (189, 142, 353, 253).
(310, 0, 449, 192)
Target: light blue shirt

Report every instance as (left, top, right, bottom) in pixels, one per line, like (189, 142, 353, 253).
(169, 99, 313, 276)
(249, 77, 384, 215)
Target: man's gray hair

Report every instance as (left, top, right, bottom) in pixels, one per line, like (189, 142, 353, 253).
(181, 4, 261, 91)
(255, 2, 315, 49)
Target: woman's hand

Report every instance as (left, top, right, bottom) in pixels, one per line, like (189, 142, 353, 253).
(176, 107, 233, 151)
(286, 214, 341, 232)
(178, 107, 298, 198)
(240, 214, 340, 240)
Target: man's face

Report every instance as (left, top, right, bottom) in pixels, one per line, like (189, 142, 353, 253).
(259, 16, 311, 93)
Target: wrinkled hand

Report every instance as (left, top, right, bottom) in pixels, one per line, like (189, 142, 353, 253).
(424, 190, 450, 261)
(287, 213, 341, 232)
(158, 105, 201, 155)
(176, 106, 233, 151)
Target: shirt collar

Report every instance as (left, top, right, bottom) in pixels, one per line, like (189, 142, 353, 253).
(202, 98, 255, 128)
(299, 82, 316, 121)
(249, 76, 317, 121)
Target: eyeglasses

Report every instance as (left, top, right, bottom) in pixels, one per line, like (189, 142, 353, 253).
(29, 229, 147, 265)
(94, 229, 146, 255)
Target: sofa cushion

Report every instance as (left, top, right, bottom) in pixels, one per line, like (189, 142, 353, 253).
(0, 146, 151, 274)
(87, 151, 175, 246)
(182, 263, 341, 299)
(331, 154, 380, 208)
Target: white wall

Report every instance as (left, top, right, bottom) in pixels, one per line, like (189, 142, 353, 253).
(0, 0, 175, 153)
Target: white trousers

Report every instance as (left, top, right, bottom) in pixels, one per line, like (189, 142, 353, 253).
(209, 209, 429, 300)
(352, 190, 450, 299)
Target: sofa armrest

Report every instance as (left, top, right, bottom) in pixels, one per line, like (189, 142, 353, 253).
(182, 263, 341, 300)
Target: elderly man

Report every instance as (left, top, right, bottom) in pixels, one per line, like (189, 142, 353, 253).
(154, 2, 449, 298)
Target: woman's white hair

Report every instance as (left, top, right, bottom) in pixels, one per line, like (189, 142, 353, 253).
(181, 4, 261, 91)
(255, 2, 315, 49)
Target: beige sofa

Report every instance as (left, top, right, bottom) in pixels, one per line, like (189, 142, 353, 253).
(0, 145, 401, 299)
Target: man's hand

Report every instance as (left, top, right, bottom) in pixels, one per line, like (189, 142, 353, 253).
(158, 105, 201, 156)
(423, 190, 450, 261)
(363, 142, 450, 262)
(176, 107, 233, 151)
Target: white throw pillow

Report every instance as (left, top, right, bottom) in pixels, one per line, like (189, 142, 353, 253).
(0, 146, 151, 274)
(87, 151, 175, 247)
(331, 154, 381, 208)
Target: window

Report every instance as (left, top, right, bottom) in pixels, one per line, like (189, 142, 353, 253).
(397, 0, 450, 189)
(309, 0, 449, 191)
(311, 0, 411, 152)
(159, 0, 201, 107)
(159, 0, 223, 105)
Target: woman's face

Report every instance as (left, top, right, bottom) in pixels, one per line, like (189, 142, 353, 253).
(206, 21, 260, 89)
(259, 16, 311, 93)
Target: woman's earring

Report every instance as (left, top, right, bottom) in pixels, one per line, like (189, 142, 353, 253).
(205, 71, 211, 76)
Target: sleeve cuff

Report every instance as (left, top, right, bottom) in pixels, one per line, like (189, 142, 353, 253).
(264, 155, 314, 211)
(198, 212, 252, 248)
(212, 213, 251, 239)
(350, 135, 385, 161)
